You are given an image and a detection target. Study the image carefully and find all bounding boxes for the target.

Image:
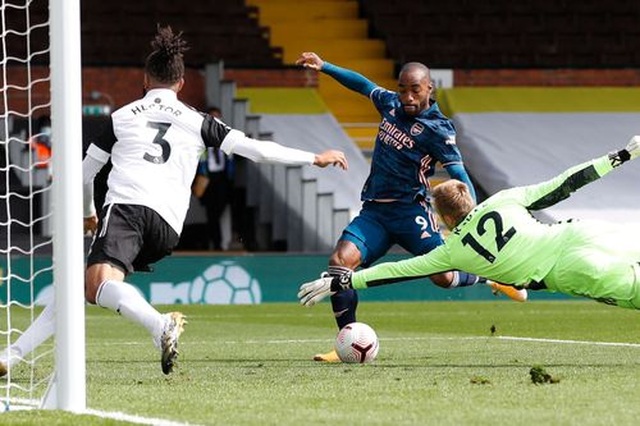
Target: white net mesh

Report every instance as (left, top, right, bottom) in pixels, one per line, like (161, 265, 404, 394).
(0, 0, 54, 410)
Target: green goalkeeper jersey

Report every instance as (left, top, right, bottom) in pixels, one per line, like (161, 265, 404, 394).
(351, 154, 618, 290)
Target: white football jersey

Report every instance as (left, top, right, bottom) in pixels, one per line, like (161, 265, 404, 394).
(90, 88, 229, 234)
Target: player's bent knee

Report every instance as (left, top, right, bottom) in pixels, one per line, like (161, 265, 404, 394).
(330, 241, 361, 269)
(85, 263, 124, 304)
(84, 280, 101, 304)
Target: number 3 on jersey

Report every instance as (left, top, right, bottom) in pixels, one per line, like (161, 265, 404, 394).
(461, 211, 516, 263)
(144, 121, 172, 164)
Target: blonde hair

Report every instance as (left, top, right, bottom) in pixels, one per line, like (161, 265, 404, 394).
(432, 179, 476, 227)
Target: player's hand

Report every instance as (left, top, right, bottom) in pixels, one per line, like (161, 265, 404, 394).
(84, 215, 98, 236)
(313, 150, 348, 170)
(298, 277, 335, 307)
(626, 135, 640, 160)
(295, 52, 324, 71)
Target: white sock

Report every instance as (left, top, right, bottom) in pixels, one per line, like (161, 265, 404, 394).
(1, 301, 56, 368)
(95, 280, 165, 341)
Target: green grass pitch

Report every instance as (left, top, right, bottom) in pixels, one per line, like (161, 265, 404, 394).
(2, 300, 640, 425)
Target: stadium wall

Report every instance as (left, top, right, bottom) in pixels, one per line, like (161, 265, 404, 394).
(1, 253, 568, 305)
(454, 69, 640, 86)
(8, 66, 640, 114)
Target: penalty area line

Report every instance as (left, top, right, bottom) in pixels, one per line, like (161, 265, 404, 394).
(229, 335, 640, 348)
(106, 336, 640, 348)
(497, 335, 640, 348)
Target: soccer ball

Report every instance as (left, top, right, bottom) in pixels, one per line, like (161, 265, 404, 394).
(335, 322, 379, 363)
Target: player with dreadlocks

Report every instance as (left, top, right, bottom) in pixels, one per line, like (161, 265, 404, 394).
(0, 25, 348, 376)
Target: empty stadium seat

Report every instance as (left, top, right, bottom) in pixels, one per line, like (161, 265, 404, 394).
(79, 1, 283, 67)
(360, 0, 640, 69)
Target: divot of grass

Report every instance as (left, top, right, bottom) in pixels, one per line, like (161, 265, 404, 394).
(530, 365, 560, 384)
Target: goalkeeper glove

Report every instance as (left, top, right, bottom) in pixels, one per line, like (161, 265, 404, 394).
(626, 135, 640, 160)
(609, 135, 640, 166)
(297, 271, 353, 307)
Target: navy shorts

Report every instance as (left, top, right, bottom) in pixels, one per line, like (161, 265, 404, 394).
(340, 200, 443, 267)
(87, 203, 180, 275)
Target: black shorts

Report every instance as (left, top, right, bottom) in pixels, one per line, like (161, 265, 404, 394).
(87, 203, 180, 275)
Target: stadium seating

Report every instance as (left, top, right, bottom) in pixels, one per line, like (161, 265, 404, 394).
(247, 0, 395, 153)
(4, 1, 284, 67)
(360, 0, 640, 69)
(80, 1, 282, 67)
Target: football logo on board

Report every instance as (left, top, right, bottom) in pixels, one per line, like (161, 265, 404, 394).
(410, 123, 424, 136)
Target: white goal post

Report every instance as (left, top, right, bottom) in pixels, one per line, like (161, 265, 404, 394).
(48, 0, 85, 411)
(0, 0, 85, 411)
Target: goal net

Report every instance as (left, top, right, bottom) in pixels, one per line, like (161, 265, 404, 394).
(1, 0, 85, 411)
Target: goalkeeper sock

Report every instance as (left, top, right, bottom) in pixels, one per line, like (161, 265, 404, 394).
(328, 266, 358, 329)
(447, 271, 481, 288)
(96, 280, 164, 339)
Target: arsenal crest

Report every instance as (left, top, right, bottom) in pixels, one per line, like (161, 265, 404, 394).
(410, 123, 424, 136)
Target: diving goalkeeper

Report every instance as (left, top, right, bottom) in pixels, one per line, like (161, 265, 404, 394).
(299, 136, 640, 309)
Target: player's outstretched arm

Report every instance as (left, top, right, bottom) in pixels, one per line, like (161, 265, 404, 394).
(298, 248, 453, 307)
(296, 51, 377, 96)
(522, 135, 640, 211)
(295, 52, 324, 71)
(443, 163, 477, 203)
(221, 130, 349, 169)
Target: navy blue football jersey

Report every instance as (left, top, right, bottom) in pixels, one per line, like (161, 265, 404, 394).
(362, 88, 464, 202)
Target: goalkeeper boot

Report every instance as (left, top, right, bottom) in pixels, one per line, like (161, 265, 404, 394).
(160, 312, 186, 375)
(488, 281, 528, 302)
(313, 349, 341, 363)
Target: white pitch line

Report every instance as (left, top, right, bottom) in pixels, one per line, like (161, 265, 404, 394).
(82, 335, 640, 349)
(11, 336, 638, 424)
(204, 335, 640, 348)
(0, 403, 200, 426)
(85, 408, 202, 426)
(496, 335, 640, 348)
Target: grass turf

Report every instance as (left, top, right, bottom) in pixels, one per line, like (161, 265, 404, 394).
(2, 300, 640, 425)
